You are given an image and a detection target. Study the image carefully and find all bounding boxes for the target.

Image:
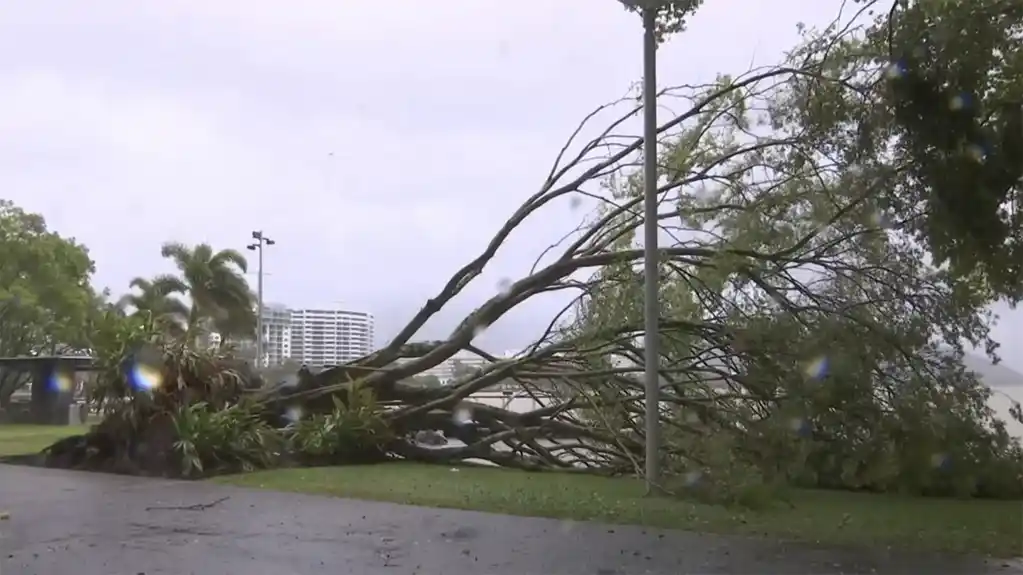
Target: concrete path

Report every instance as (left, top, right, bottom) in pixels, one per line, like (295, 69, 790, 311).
(1, 464, 1019, 575)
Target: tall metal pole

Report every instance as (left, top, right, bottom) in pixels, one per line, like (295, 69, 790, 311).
(256, 240, 265, 367)
(641, 6, 662, 493)
(248, 231, 273, 368)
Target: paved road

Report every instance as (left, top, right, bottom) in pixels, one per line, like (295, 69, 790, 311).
(1, 465, 1019, 575)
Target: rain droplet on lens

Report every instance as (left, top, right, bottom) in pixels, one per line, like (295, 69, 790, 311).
(128, 363, 163, 392)
(930, 452, 950, 470)
(127, 344, 164, 392)
(284, 405, 303, 422)
(949, 93, 971, 111)
(885, 60, 906, 80)
(966, 143, 987, 163)
(683, 470, 702, 487)
(694, 184, 715, 201)
(870, 210, 893, 230)
(48, 369, 75, 394)
(453, 404, 474, 426)
(804, 356, 829, 380)
(497, 278, 513, 295)
(788, 417, 811, 436)
(569, 195, 582, 210)
(280, 373, 300, 388)
(472, 323, 488, 339)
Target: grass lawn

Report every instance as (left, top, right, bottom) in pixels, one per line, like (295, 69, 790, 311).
(0, 424, 88, 457)
(216, 462, 1023, 557)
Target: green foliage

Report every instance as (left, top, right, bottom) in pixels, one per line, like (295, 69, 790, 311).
(564, 13, 1023, 503)
(116, 277, 189, 338)
(0, 200, 101, 404)
(172, 401, 280, 477)
(780, 0, 1023, 299)
(665, 432, 786, 511)
(288, 385, 392, 464)
(618, 0, 706, 42)
(83, 306, 160, 413)
(152, 242, 256, 342)
(880, 0, 1023, 298)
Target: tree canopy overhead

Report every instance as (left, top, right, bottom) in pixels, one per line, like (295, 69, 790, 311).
(875, 0, 1022, 297)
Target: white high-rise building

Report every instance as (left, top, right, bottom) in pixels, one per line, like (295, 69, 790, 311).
(258, 304, 374, 368)
(260, 304, 293, 367)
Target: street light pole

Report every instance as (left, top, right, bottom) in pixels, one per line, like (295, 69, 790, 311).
(639, 6, 662, 493)
(247, 231, 275, 367)
(619, 0, 664, 493)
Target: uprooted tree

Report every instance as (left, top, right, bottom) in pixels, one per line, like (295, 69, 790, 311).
(38, 0, 1023, 501)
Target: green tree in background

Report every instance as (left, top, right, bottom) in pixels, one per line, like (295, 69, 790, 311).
(847, 0, 1021, 298)
(151, 242, 256, 343)
(0, 200, 99, 406)
(617, 0, 706, 40)
(117, 276, 189, 337)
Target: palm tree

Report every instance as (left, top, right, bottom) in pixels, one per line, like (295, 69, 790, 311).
(117, 277, 190, 336)
(152, 242, 256, 343)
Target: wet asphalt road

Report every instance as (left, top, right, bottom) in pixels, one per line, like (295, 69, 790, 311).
(1, 464, 1019, 575)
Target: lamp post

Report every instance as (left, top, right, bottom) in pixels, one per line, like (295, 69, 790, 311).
(619, 0, 663, 492)
(247, 231, 275, 367)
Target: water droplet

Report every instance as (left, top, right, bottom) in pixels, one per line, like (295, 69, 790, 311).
(497, 278, 513, 295)
(453, 404, 474, 426)
(949, 93, 971, 111)
(279, 373, 300, 388)
(47, 369, 75, 394)
(683, 410, 701, 425)
(284, 405, 303, 423)
(126, 345, 164, 392)
(870, 211, 893, 230)
(804, 356, 829, 380)
(966, 143, 987, 163)
(788, 417, 812, 437)
(559, 519, 577, 533)
(930, 452, 951, 470)
(885, 60, 907, 80)
(569, 195, 582, 210)
(693, 184, 716, 201)
(682, 470, 702, 487)
(472, 323, 488, 339)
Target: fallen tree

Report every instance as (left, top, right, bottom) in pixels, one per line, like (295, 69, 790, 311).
(32, 1, 1023, 500)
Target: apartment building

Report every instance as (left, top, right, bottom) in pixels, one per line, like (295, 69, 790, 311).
(257, 304, 374, 368)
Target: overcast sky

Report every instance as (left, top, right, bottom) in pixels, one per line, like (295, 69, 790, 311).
(1, 0, 1021, 368)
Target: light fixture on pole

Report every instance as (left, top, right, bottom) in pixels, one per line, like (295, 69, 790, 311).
(618, 0, 664, 493)
(247, 231, 275, 367)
